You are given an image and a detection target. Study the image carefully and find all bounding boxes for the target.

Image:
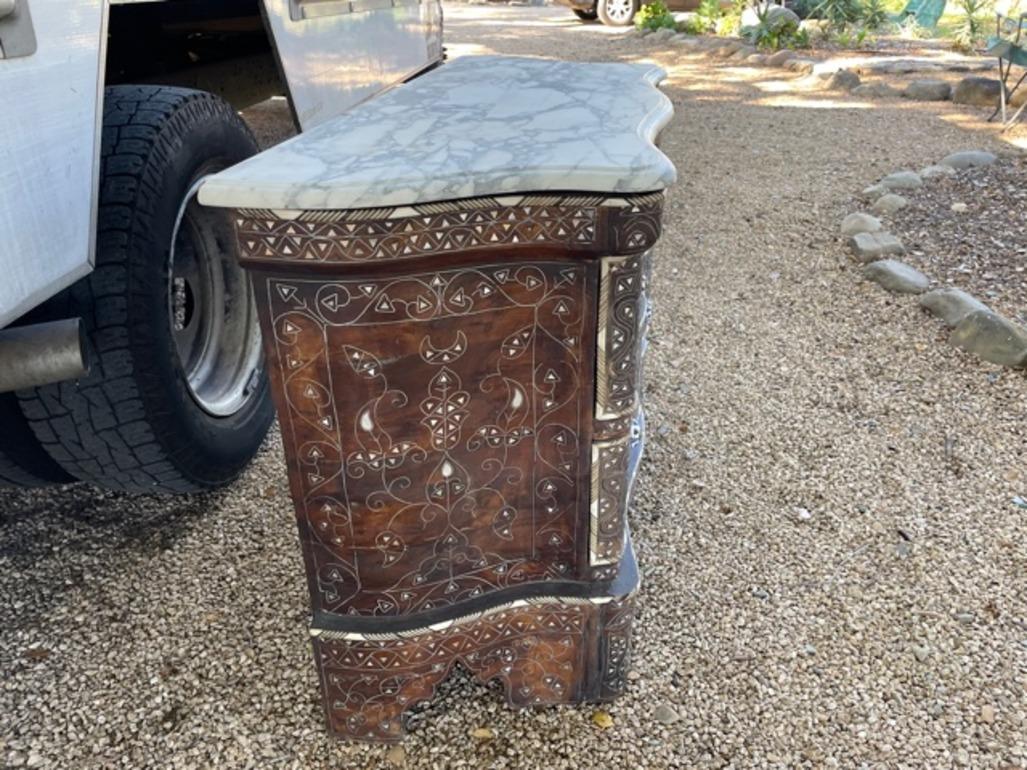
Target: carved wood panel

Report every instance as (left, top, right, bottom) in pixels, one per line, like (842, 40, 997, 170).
(262, 262, 595, 617)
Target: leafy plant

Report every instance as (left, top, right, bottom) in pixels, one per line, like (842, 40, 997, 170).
(635, 0, 677, 30)
(813, 0, 861, 29)
(833, 23, 871, 45)
(953, 0, 994, 51)
(741, 1, 811, 49)
(694, 0, 723, 32)
(898, 14, 933, 38)
(858, 0, 889, 30)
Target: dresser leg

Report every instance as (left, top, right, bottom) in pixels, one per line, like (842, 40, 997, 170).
(312, 593, 637, 742)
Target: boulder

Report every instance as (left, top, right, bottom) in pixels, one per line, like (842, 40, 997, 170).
(766, 49, 794, 66)
(920, 164, 957, 179)
(939, 150, 997, 170)
(799, 19, 830, 39)
(848, 231, 905, 262)
(852, 82, 902, 99)
(871, 193, 909, 215)
(861, 183, 890, 200)
(730, 45, 758, 60)
(840, 212, 882, 236)
(673, 34, 701, 47)
(903, 79, 952, 101)
(880, 170, 923, 190)
(741, 3, 800, 31)
(828, 69, 861, 91)
(952, 77, 1005, 107)
(919, 288, 990, 327)
(862, 259, 929, 294)
(949, 310, 1027, 368)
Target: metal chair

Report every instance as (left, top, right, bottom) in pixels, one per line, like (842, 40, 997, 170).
(987, 11, 1027, 130)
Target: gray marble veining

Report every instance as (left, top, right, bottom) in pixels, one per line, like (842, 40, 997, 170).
(198, 55, 676, 211)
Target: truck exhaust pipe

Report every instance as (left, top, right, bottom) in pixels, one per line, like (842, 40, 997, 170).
(0, 319, 91, 393)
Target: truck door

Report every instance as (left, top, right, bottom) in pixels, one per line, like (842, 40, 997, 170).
(0, 0, 106, 328)
(262, 0, 443, 130)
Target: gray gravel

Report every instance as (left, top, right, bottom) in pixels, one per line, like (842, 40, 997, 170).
(3, 5, 1027, 768)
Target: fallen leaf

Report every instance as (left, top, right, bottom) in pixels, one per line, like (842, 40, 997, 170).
(592, 710, 614, 729)
(263, 485, 278, 499)
(470, 727, 494, 741)
(385, 745, 406, 767)
(23, 647, 50, 662)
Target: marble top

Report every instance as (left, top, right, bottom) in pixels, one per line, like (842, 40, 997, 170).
(198, 55, 675, 211)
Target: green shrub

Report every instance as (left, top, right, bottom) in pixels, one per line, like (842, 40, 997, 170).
(635, 0, 677, 30)
(813, 0, 861, 28)
(953, 0, 994, 51)
(743, 6, 813, 49)
(858, 0, 889, 29)
(694, 0, 723, 32)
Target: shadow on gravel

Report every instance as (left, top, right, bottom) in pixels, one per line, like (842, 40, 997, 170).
(0, 478, 230, 629)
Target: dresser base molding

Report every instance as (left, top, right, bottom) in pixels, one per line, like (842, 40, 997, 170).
(311, 557, 638, 742)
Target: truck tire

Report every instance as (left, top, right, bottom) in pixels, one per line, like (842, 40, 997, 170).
(0, 392, 74, 488)
(597, 0, 638, 26)
(18, 85, 274, 494)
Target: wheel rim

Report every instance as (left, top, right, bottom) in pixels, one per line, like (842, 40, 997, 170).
(604, 0, 633, 21)
(169, 173, 263, 418)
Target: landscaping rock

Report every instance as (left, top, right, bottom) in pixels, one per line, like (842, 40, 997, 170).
(863, 259, 929, 294)
(862, 183, 889, 200)
(852, 82, 902, 99)
(827, 69, 861, 92)
(920, 164, 957, 179)
(653, 703, 681, 724)
(840, 212, 882, 236)
(716, 43, 741, 58)
(747, 53, 768, 65)
(949, 310, 1027, 368)
(880, 170, 923, 190)
(952, 77, 1005, 107)
(939, 150, 997, 170)
(871, 193, 909, 215)
(729, 46, 757, 60)
(741, 3, 800, 31)
(919, 288, 990, 327)
(798, 19, 830, 39)
(766, 49, 794, 66)
(903, 79, 952, 101)
(848, 231, 905, 262)
(788, 58, 816, 74)
(673, 34, 701, 47)
(650, 28, 676, 42)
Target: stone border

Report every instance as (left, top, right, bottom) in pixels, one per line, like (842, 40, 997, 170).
(631, 28, 1027, 109)
(842, 151, 1027, 369)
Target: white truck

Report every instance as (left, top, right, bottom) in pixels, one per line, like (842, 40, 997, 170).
(0, 0, 443, 492)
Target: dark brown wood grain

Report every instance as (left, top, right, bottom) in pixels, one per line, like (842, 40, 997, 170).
(232, 191, 662, 741)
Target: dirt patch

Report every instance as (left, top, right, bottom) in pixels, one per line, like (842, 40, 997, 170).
(888, 156, 1027, 323)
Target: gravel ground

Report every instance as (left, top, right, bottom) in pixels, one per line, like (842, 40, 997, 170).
(3, 6, 1027, 769)
(884, 156, 1027, 324)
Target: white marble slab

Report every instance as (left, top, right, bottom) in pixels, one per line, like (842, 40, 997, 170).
(198, 55, 676, 211)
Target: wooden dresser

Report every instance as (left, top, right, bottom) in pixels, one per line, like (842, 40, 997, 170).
(199, 55, 675, 742)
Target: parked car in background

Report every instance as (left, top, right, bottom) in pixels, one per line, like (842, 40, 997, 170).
(558, 0, 700, 27)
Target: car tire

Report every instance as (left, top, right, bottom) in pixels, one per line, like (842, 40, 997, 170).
(18, 85, 274, 494)
(574, 6, 599, 20)
(597, 0, 638, 25)
(0, 391, 75, 488)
